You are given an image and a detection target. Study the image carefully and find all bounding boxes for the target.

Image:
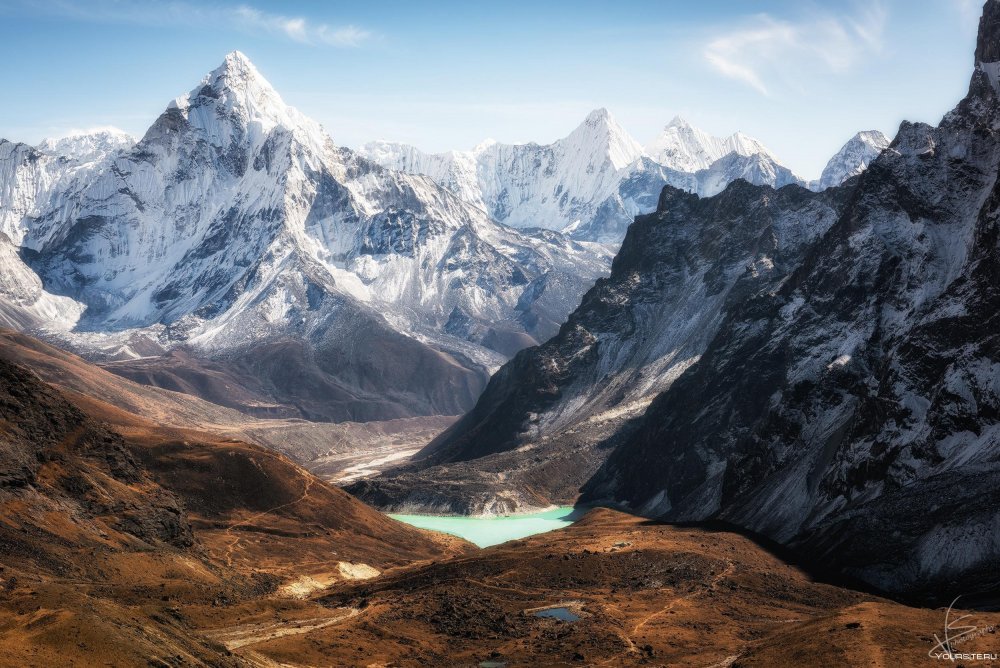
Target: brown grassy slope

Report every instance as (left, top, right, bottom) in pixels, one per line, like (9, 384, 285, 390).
(2, 330, 995, 667)
(0, 328, 250, 431)
(0, 337, 471, 666)
(0, 327, 458, 469)
(270, 508, 999, 668)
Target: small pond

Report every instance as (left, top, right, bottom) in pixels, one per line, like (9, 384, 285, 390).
(533, 607, 580, 622)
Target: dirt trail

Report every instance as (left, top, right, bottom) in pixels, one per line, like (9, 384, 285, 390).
(593, 559, 739, 666)
(631, 559, 736, 636)
(856, 604, 887, 668)
(220, 474, 315, 567)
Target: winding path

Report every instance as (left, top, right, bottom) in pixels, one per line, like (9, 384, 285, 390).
(219, 474, 315, 567)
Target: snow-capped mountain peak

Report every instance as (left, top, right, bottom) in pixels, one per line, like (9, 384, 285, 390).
(727, 131, 772, 160)
(357, 108, 649, 233)
(584, 107, 612, 122)
(665, 115, 691, 129)
(843, 130, 890, 155)
(0, 50, 612, 421)
(560, 108, 644, 170)
(814, 129, 890, 190)
(359, 111, 808, 242)
(163, 51, 326, 154)
(215, 49, 258, 77)
(203, 50, 279, 105)
(644, 118, 775, 173)
(0, 127, 135, 248)
(471, 138, 498, 154)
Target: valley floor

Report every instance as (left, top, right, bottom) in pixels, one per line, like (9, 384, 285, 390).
(1, 330, 997, 666)
(8, 506, 997, 667)
(297, 509, 1000, 667)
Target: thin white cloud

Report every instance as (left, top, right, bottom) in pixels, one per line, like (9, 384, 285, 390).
(317, 25, 372, 48)
(703, 3, 888, 96)
(233, 5, 372, 47)
(0, 0, 374, 48)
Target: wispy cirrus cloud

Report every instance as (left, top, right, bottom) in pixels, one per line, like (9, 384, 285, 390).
(232, 6, 371, 47)
(0, 0, 375, 48)
(703, 3, 888, 96)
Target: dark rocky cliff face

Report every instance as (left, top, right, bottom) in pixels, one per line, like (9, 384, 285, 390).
(350, 180, 850, 513)
(354, 0, 1000, 600)
(976, 0, 1000, 64)
(582, 0, 1000, 600)
(423, 181, 847, 465)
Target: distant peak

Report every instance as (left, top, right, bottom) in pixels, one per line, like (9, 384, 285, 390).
(224, 50, 253, 66)
(569, 108, 620, 139)
(206, 50, 269, 89)
(41, 126, 132, 142)
(36, 126, 135, 161)
(854, 130, 890, 145)
(573, 108, 633, 139)
(666, 116, 692, 130)
(564, 108, 642, 169)
(472, 138, 498, 153)
(583, 107, 613, 125)
(364, 139, 405, 149)
(645, 117, 780, 173)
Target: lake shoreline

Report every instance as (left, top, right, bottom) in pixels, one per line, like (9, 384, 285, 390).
(389, 506, 585, 548)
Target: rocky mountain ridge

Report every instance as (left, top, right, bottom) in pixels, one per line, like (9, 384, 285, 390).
(582, 8, 1000, 595)
(361, 114, 885, 244)
(350, 179, 851, 513)
(356, 0, 1000, 601)
(0, 52, 611, 422)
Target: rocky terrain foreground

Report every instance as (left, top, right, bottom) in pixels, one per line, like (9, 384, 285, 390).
(0, 332, 471, 666)
(0, 330, 994, 667)
(212, 510, 1000, 667)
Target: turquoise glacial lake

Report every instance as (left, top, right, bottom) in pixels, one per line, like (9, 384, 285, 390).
(389, 506, 582, 548)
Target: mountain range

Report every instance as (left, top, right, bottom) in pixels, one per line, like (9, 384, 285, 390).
(0, 51, 887, 428)
(0, 52, 615, 423)
(4, 1, 1000, 664)
(3, 324, 991, 666)
(361, 112, 887, 244)
(354, 1, 1000, 602)
(3, 9, 984, 605)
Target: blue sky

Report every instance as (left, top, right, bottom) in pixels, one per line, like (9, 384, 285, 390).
(0, 0, 983, 178)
